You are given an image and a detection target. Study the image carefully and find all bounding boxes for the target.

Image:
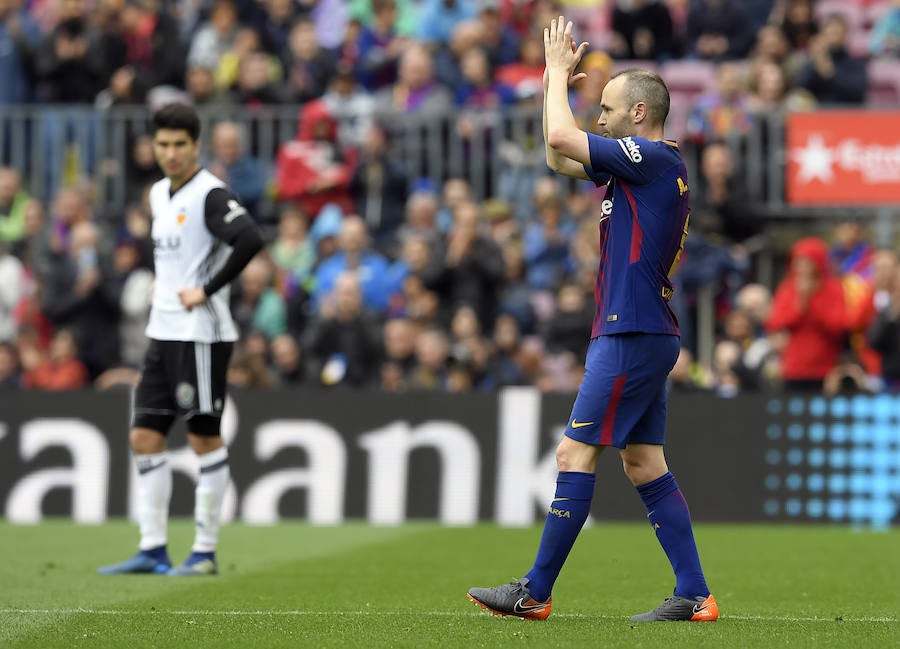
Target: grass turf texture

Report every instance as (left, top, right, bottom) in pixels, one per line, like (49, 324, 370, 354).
(1, 521, 897, 649)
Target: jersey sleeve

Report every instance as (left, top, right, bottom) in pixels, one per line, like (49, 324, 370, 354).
(585, 133, 666, 185)
(202, 187, 264, 297)
(204, 187, 257, 243)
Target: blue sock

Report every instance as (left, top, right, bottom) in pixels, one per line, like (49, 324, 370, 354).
(141, 545, 168, 561)
(524, 471, 594, 602)
(637, 472, 709, 599)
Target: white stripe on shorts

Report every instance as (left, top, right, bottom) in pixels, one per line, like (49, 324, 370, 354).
(195, 342, 212, 412)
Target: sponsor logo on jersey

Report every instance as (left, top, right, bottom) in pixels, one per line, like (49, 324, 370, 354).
(620, 136, 643, 163)
(600, 199, 613, 216)
(153, 236, 182, 252)
(223, 200, 247, 223)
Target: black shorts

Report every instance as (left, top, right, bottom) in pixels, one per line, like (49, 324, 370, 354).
(133, 339, 233, 436)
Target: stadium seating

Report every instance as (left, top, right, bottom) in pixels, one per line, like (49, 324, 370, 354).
(866, 57, 900, 105)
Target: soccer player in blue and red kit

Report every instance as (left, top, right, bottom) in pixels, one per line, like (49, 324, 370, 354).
(467, 16, 718, 622)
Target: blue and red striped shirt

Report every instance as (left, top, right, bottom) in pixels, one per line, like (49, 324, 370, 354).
(582, 134, 690, 338)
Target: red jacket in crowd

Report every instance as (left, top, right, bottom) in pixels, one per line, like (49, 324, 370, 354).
(766, 237, 848, 381)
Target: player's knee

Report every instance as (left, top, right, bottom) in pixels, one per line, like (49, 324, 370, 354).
(620, 456, 667, 486)
(129, 427, 166, 454)
(556, 437, 599, 473)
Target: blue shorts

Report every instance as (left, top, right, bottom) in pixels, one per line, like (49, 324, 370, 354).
(564, 334, 679, 449)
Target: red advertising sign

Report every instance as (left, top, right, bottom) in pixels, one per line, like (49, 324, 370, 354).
(786, 111, 900, 205)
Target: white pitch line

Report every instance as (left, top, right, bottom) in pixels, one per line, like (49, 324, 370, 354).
(1, 609, 896, 623)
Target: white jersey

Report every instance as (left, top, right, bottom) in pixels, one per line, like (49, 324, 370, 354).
(146, 169, 239, 342)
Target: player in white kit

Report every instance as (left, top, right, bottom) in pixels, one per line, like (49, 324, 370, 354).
(99, 103, 264, 576)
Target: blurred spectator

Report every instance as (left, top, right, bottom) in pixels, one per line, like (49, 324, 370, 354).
(869, 262, 900, 390)
(437, 177, 471, 233)
(795, 13, 867, 105)
(416, 0, 477, 46)
(304, 0, 350, 51)
(188, 0, 239, 70)
(227, 346, 278, 389)
(685, 0, 754, 60)
(687, 62, 752, 142)
(671, 226, 748, 355)
(256, 0, 298, 58)
(476, 2, 519, 68)
(321, 63, 376, 148)
(22, 328, 88, 390)
(349, 0, 418, 37)
(302, 271, 383, 387)
(498, 239, 536, 334)
(395, 189, 443, 252)
(121, 134, 162, 206)
(746, 59, 815, 114)
(34, 0, 105, 103)
(455, 46, 515, 108)
(275, 99, 358, 217)
(751, 24, 803, 84)
(771, 0, 818, 51)
(232, 255, 288, 341)
(233, 51, 286, 106)
(269, 332, 305, 386)
(185, 64, 233, 105)
(610, 0, 676, 62)
(38, 219, 121, 378)
(349, 123, 408, 250)
(0, 241, 25, 342)
(765, 237, 847, 392)
(544, 282, 593, 360)
(668, 347, 709, 392)
(436, 200, 505, 329)
(482, 198, 518, 248)
(572, 51, 613, 135)
(713, 304, 777, 392)
(385, 234, 442, 315)
(283, 17, 336, 103)
(313, 215, 391, 313)
(491, 312, 527, 386)
(830, 220, 877, 376)
(208, 121, 266, 218)
(496, 32, 545, 100)
(523, 186, 575, 291)
(355, 0, 408, 91)
(216, 26, 279, 93)
(117, 245, 152, 369)
(0, 0, 42, 105)
(407, 326, 451, 390)
(830, 219, 874, 280)
(309, 203, 343, 261)
(115, 0, 186, 89)
(692, 141, 756, 242)
(373, 44, 453, 115)
(0, 340, 21, 388)
(269, 204, 316, 296)
(0, 166, 29, 245)
(869, 0, 900, 58)
(380, 315, 418, 390)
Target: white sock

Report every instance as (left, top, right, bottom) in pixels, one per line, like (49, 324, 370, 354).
(134, 451, 171, 551)
(192, 446, 230, 553)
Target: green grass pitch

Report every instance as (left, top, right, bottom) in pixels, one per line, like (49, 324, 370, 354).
(1, 521, 897, 648)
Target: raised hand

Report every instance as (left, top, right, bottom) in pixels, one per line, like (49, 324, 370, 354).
(543, 15, 589, 78)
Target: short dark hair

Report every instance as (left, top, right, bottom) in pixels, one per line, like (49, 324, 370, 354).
(151, 103, 200, 141)
(612, 69, 670, 127)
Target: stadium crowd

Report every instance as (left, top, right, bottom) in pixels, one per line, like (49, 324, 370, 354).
(0, 0, 899, 396)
